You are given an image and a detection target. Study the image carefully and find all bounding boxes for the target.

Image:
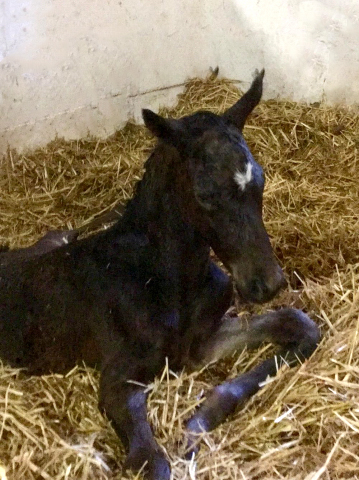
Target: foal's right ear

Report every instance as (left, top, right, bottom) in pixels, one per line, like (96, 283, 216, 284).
(142, 109, 182, 144)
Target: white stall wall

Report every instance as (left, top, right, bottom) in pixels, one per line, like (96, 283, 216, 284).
(1, 0, 359, 155)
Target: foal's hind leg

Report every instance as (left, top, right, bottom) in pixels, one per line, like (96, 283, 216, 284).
(185, 308, 320, 455)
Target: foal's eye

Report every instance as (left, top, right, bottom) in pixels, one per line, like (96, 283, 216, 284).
(196, 187, 225, 211)
(196, 191, 216, 209)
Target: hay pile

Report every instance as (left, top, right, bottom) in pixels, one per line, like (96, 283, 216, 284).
(1, 75, 359, 480)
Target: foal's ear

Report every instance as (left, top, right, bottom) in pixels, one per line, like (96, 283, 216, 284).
(223, 68, 265, 131)
(142, 109, 182, 144)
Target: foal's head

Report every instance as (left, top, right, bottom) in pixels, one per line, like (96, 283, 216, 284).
(142, 70, 286, 304)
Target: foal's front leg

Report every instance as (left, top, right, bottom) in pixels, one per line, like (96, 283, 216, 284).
(185, 308, 320, 454)
(99, 350, 170, 480)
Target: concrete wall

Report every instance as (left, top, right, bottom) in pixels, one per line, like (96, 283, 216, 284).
(1, 0, 358, 155)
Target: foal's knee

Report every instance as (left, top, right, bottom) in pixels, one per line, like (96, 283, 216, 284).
(251, 308, 320, 358)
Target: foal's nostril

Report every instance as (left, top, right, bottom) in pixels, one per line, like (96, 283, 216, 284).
(248, 278, 268, 301)
(266, 269, 287, 298)
(272, 267, 287, 292)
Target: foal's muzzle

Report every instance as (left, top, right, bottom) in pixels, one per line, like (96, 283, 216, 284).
(235, 265, 287, 304)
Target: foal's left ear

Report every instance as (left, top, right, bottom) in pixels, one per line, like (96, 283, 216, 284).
(223, 68, 265, 131)
(142, 109, 182, 144)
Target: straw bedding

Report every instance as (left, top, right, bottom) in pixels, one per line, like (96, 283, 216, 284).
(1, 75, 359, 479)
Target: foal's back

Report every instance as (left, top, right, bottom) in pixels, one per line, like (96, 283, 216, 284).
(0, 233, 114, 373)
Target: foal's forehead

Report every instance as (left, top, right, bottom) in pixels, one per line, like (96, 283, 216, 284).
(200, 126, 252, 170)
(184, 111, 262, 188)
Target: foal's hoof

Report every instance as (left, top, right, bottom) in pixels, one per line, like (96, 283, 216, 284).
(183, 415, 211, 460)
(124, 447, 171, 480)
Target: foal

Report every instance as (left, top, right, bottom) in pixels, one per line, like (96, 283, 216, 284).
(0, 70, 319, 479)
